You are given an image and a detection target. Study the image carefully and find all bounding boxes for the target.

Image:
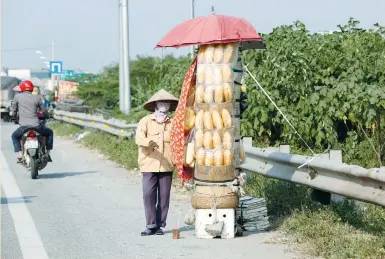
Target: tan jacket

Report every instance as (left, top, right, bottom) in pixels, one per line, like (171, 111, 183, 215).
(135, 114, 175, 173)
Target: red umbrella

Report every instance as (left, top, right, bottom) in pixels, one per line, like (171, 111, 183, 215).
(155, 14, 262, 48)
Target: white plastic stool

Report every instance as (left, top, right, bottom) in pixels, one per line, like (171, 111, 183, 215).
(195, 208, 235, 239)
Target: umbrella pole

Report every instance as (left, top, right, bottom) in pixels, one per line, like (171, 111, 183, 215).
(190, 0, 195, 59)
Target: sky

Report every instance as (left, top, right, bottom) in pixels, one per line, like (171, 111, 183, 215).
(2, 0, 385, 73)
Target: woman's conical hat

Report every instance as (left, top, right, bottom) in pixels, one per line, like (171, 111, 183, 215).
(143, 89, 179, 112)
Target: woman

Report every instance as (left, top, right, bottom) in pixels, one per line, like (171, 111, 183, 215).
(135, 89, 179, 236)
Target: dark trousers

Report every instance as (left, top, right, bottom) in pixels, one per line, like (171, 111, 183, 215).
(11, 125, 54, 152)
(142, 172, 173, 229)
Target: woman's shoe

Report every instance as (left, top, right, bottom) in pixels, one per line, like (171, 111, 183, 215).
(155, 228, 164, 235)
(141, 228, 155, 236)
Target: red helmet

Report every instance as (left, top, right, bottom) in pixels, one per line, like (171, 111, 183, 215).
(19, 80, 34, 92)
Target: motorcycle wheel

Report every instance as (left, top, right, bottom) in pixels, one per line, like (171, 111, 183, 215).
(30, 157, 39, 179)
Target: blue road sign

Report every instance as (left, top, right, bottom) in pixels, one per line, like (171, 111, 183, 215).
(50, 61, 63, 74)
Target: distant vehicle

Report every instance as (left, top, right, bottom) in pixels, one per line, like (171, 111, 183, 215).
(1, 76, 42, 122)
(7, 69, 31, 80)
(1, 76, 21, 122)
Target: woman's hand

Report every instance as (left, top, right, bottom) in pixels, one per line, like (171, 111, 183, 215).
(148, 140, 159, 150)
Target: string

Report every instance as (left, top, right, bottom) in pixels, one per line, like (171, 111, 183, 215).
(243, 64, 316, 156)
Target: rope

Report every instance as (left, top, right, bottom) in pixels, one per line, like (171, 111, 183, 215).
(243, 64, 316, 156)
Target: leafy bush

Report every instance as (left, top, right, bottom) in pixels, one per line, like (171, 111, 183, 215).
(241, 19, 385, 167)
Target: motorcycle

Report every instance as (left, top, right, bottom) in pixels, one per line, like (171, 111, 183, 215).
(17, 112, 51, 179)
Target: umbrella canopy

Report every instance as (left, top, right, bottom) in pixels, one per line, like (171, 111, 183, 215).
(156, 14, 262, 48)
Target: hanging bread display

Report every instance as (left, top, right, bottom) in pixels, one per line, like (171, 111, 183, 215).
(184, 107, 196, 131)
(195, 85, 205, 104)
(223, 83, 233, 102)
(214, 85, 224, 103)
(195, 129, 204, 149)
(214, 44, 224, 64)
(196, 149, 206, 166)
(192, 42, 240, 183)
(205, 45, 215, 64)
(203, 111, 214, 130)
(222, 64, 233, 82)
(223, 43, 236, 63)
(203, 131, 213, 149)
(195, 110, 204, 130)
(211, 110, 223, 129)
(212, 131, 222, 149)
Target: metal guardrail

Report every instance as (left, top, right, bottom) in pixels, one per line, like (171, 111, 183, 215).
(54, 110, 385, 207)
(53, 110, 137, 137)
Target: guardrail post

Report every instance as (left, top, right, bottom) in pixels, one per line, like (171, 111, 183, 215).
(242, 137, 253, 147)
(330, 149, 345, 203)
(279, 144, 290, 154)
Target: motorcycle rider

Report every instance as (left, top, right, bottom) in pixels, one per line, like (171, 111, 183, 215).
(11, 80, 54, 161)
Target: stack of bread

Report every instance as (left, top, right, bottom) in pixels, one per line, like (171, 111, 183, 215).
(183, 42, 246, 209)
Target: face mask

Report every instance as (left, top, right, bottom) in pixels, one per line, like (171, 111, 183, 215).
(154, 102, 170, 123)
(156, 102, 170, 113)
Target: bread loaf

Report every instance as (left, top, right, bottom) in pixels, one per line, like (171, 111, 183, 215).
(203, 131, 213, 149)
(214, 150, 224, 166)
(213, 66, 222, 85)
(223, 150, 232, 166)
(214, 84, 224, 103)
(204, 85, 214, 104)
(205, 65, 214, 85)
(197, 45, 206, 63)
(196, 149, 206, 165)
(203, 111, 214, 130)
(211, 110, 223, 129)
(197, 64, 205, 84)
(222, 131, 232, 150)
(185, 142, 195, 165)
(212, 131, 222, 149)
(223, 43, 236, 63)
(214, 44, 224, 64)
(196, 85, 204, 104)
(205, 151, 214, 166)
(222, 64, 233, 82)
(195, 110, 204, 130)
(205, 45, 215, 64)
(223, 83, 233, 102)
(195, 129, 204, 149)
(184, 107, 195, 131)
(222, 109, 232, 128)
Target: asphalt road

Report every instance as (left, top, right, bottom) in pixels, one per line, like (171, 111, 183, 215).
(1, 122, 296, 259)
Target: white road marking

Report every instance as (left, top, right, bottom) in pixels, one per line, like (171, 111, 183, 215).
(0, 150, 49, 259)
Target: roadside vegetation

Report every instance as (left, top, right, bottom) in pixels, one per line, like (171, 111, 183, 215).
(56, 18, 385, 258)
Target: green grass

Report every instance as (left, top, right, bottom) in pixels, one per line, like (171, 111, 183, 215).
(50, 121, 138, 170)
(50, 122, 84, 137)
(244, 174, 385, 258)
(82, 131, 138, 170)
(51, 121, 385, 258)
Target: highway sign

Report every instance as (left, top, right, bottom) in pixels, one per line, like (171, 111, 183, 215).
(63, 70, 75, 77)
(50, 61, 63, 74)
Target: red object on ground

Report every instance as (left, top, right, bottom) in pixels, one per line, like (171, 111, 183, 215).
(155, 14, 262, 48)
(170, 58, 197, 184)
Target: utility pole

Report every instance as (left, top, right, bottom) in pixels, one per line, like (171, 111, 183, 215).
(190, 0, 195, 59)
(119, 0, 130, 114)
(0, 0, 2, 78)
(51, 40, 55, 81)
(51, 40, 57, 101)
